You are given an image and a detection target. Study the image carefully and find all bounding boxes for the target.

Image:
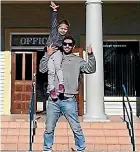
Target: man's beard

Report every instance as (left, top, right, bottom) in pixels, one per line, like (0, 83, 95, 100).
(63, 49, 72, 55)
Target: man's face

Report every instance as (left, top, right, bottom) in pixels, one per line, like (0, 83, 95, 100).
(58, 24, 68, 36)
(62, 39, 74, 54)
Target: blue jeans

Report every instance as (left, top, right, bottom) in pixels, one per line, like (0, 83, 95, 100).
(44, 96, 85, 151)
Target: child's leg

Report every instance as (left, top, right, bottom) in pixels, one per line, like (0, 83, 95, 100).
(53, 50, 64, 93)
(48, 57, 57, 99)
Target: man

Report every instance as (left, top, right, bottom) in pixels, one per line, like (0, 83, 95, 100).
(39, 36, 96, 152)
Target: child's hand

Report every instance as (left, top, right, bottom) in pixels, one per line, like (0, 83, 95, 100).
(87, 44, 93, 54)
(46, 43, 57, 56)
(50, 1, 59, 11)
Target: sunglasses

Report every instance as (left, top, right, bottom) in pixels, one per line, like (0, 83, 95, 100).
(63, 42, 74, 47)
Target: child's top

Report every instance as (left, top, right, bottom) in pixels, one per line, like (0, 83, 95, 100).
(46, 11, 64, 48)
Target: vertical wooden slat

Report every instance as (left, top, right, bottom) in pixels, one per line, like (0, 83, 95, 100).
(78, 48, 84, 116)
(22, 53, 25, 80)
(11, 52, 16, 114)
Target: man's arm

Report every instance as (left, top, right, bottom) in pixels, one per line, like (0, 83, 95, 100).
(39, 44, 56, 73)
(39, 53, 49, 73)
(80, 45, 96, 73)
(80, 52, 96, 74)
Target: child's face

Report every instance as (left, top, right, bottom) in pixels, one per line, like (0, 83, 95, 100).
(58, 24, 68, 36)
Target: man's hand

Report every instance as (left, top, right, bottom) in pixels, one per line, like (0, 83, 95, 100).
(50, 1, 59, 11)
(87, 44, 93, 54)
(46, 43, 57, 56)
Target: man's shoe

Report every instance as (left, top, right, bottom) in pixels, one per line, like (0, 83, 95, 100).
(50, 89, 58, 100)
(71, 147, 86, 152)
(58, 84, 65, 93)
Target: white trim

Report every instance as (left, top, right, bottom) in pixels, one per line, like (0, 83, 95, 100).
(0, 52, 5, 114)
(104, 40, 140, 42)
(11, 32, 50, 35)
(14, 52, 33, 54)
(11, 46, 45, 50)
(9, 52, 11, 114)
(104, 97, 138, 101)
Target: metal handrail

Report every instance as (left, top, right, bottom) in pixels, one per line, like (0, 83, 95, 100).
(29, 75, 36, 152)
(122, 84, 135, 151)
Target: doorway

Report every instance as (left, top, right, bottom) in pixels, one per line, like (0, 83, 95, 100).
(11, 51, 36, 114)
(36, 51, 48, 112)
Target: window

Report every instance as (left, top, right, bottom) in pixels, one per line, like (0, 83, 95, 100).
(16, 54, 22, 80)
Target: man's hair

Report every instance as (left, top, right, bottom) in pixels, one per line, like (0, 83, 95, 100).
(63, 36, 75, 45)
(58, 20, 70, 27)
(43, 46, 47, 52)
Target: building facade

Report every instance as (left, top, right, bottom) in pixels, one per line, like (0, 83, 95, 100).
(1, 0, 140, 118)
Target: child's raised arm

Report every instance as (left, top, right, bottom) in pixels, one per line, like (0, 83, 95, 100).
(50, 1, 59, 30)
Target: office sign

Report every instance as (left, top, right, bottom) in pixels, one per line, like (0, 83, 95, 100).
(11, 34, 49, 46)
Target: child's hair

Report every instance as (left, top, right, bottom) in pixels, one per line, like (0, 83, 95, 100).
(58, 20, 70, 27)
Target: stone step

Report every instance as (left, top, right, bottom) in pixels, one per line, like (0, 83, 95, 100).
(1, 128, 134, 136)
(1, 135, 133, 144)
(0, 150, 137, 152)
(1, 143, 135, 151)
(2, 121, 139, 129)
(1, 115, 140, 151)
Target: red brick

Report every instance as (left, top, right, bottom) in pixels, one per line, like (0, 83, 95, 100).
(94, 144, 108, 151)
(80, 122, 91, 128)
(37, 122, 45, 128)
(55, 128, 68, 136)
(55, 136, 68, 144)
(18, 143, 28, 150)
(34, 135, 43, 143)
(86, 144, 94, 151)
(106, 137, 119, 144)
(1, 129, 7, 135)
(4, 144, 17, 150)
(0, 144, 5, 150)
(83, 129, 104, 136)
(18, 135, 28, 143)
(104, 129, 117, 136)
(117, 129, 129, 136)
(85, 137, 94, 144)
(90, 123, 103, 129)
(1, 122, 9, 128)
(107, 144, 121, 151)
(7, 128, 20, 135)
(9, 122, 20, 128)
(19, 128, 29, 135)
(136, 137, 140, 144)
(55, 144, 69, 150)
(7, 135, 18, 143)
(36, 128, 44, 135)
(93, 137, 106, 144)
(1, 136, 7, 143)
(118, 136, 131, 144)
(121, 144, 132, 151)
(20, 122, 29, 128)
(68, 136, 75, 144)
(33, 143, 43, 150)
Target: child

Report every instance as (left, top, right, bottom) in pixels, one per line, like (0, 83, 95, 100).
(45, 1, 70, 100)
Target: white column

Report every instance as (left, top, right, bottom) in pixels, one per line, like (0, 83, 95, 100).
(83, 0, 108, 122)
